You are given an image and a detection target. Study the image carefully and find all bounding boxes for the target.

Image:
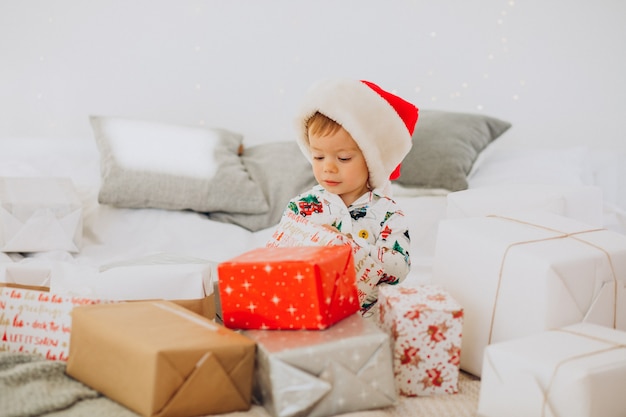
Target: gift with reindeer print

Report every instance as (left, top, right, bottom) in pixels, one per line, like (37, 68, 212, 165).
(376, 283, 463, 396)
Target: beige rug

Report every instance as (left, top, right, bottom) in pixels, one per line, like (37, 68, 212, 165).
(0, 352, 480, 417)
(221, 372, 481, 417)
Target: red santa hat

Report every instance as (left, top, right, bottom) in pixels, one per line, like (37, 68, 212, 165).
(295, 79, 419, 191)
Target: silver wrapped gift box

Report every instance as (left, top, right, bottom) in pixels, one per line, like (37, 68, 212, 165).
(244, 313, 397, 417)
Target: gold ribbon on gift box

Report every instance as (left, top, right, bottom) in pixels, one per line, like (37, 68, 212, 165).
(540, 327, 625, 417)
(486, 215, 620, 345)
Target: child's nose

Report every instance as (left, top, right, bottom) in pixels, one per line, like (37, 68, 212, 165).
(323, 159, 337, 172)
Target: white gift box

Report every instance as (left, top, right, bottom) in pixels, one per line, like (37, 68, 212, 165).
(478, 323, 626, 417)
(377, 284, 463, 396)
(446, 184, 603, 228)
(50, 253, 214, 301)
(2, 262, 52, 287)
(244, 314, 397, 417)
(0, 177, 83, 253)
(431, 211, 626, 376)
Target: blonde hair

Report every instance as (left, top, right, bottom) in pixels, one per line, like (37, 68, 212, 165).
(306, 112, 343, 138)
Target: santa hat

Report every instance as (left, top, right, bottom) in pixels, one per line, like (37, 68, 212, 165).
(295, 79, 419, 191)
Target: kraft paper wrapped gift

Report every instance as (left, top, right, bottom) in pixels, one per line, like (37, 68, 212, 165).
(244, 313, 397, 417)
(377, 284, 463, 396)
(0, 284, 106, 361)
(431, 211, 626, 376)
(0, 177, 83, 252)
(66, 300, 256, 417)
(217, 245, 359, 330)
(478, 323, 626, 417)
(446, 184, 603, 228)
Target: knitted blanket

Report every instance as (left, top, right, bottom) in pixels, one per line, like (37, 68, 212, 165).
(0, 352, 138, 417)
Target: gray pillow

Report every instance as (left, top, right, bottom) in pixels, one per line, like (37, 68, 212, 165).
(208, 141, 317, 232)
(395, 110, 512, 191)
(91, 116, 269, 214)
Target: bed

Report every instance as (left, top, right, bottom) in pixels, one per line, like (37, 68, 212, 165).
(1, 110, 625, 416)
(2, 110, 624, 284)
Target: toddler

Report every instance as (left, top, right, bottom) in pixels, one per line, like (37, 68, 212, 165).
(282, 78, 419, 313)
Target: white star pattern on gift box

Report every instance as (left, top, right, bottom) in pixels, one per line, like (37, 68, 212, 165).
(243, 314, 398, 416)
(293, 271, 305, 283)
(217, 246, 359, 329)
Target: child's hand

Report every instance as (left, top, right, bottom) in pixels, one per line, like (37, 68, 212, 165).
(322, 224, 355, 243)
(322, 224, 340, 233)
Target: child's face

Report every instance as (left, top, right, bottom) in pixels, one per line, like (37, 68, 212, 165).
(308, 126, 370, 206)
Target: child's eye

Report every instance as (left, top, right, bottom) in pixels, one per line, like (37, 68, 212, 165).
(338, 157, 352, 162)
(312, 155, 324, 160)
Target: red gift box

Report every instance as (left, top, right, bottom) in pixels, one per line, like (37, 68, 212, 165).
(217, 245, 359, 330)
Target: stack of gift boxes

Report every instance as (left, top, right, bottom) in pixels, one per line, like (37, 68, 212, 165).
(4, 175, 626, 417)
(62, 239, 465, 417)
(433, 184, 626, 416)
(0, 177, 216, 357)
(1, 180, 466, 417)
(0, 177, 221, 415)
(215, 217, 466, 417)
(0, 177, 103, 361)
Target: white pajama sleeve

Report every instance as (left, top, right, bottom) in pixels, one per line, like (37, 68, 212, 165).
(350, 212, 411, 309)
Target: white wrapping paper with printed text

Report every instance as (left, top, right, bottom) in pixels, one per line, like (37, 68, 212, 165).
(377, 284, 463, 396)
(244, 313, 397, 417)
(478, 322, 626, 417)
(267, 210, 376, 310)
(0, 285, 105, 360)
(432, 211, 626, 376)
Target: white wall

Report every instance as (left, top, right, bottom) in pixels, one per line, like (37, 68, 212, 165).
(1, 0, 625, 151)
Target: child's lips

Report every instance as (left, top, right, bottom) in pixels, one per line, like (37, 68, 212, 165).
(324, 180, 340, 186)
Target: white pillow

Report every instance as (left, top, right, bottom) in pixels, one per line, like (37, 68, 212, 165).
(91, 116, 269, 214)
(103, 119, 220, 178)
(468, 146, 593, 188)
(446, 184, 604, 228)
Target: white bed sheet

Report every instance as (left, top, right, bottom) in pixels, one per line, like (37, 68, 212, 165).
(1, 137, 625, 290)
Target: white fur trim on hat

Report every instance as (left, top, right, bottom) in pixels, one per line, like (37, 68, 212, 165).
(295, 79, 414, 191)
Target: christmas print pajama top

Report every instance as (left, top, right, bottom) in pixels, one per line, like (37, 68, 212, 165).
(282, 185, 411, 312)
